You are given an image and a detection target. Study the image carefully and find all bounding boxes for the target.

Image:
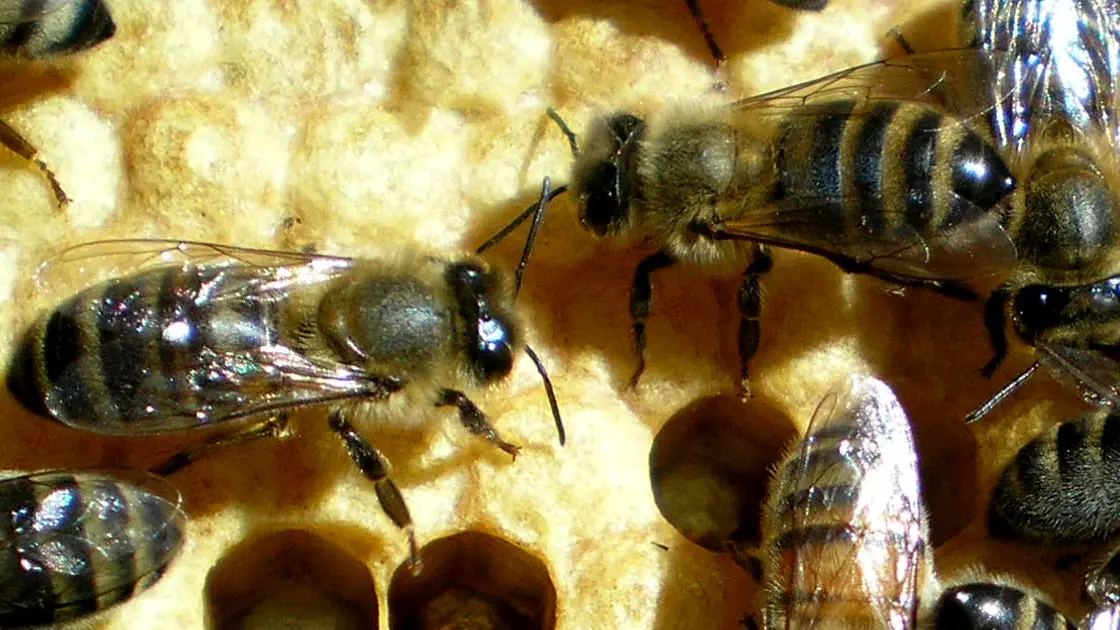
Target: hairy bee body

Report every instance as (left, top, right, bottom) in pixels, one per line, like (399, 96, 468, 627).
(989, 411, 1120, 543)
(0, 0, 114, 58)
(0, 470, 184, 628)
(9, 249, 496, 433)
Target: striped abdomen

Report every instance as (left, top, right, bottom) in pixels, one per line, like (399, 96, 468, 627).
(990, 411, 1120, 543)
(0, 470, 184, 627)
(761, 98, 1014, 244)
(0, 0, 115, 58)
(8, 264, 283, 433)
(761, 391, 928, 630)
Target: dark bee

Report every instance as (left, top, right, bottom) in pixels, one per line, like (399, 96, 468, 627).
(956, 0, 1120, 419)
(0, 469, 184, 628)
(549, 50, 1017, 394)
(989, 410, 1120, 544)
(7, 212, 564, 569)
(0, 0, 115, 207)
(759, 374, 937, 627)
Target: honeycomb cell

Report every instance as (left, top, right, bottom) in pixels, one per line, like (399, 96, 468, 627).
(205, 529, 378, 630)
(388, 531, 556, 630)
(649, 394, 797, 556)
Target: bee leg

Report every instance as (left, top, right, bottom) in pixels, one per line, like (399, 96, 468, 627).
(438, 389, 520, 459)
(982, 288, 1010, 377)
(737, 246, 773, 399)
(328, 410, 422, 574)
(683, 0, 727, 66)
(149, 414, 291, 477)
(0, 118, 70, 207)
(628, 251, 677, 389)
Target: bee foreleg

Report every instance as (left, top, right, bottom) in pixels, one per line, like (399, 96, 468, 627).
(982, 288, 1010, 377)
(0, 118, 70, 207)
(148, 414, 291, 477)
(737, 246, 773, 400)
(328, 410, 421, 574)
(628, 251, 677, 389)
(683, 0, 727, 66)
(437, 389, 520, 459)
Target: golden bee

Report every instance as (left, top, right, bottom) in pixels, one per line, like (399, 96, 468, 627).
(550, 49, 1017, 394)
(7, 227, 564, 570)
(755, 374, 1075, 628)
(0, 469, 184, 628)
(0, 0, 115, 207)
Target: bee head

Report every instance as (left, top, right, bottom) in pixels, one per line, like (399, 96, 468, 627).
(446, 261, 520, 383)
(1012, 284, 1069, 341)
(574, 113, 646, 237)
(21, 0, 116, 58)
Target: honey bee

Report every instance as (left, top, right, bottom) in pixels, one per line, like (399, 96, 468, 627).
(956, 0, 1120, 419)
(0, 0, 115, 207)
(989, 410, 1120, 544)
(7, 205, 564, 570)
(758, 374, 938, 627)
(756, 373, 1075, 628)
(550, 50, 1018, 393)
(0, 469, 185, 628)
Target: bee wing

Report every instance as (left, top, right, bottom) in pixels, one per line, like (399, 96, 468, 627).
(785, 375, 926, 628)
(35, 239, 352, 300)
(1038, 343, 1120, 409)
(0, 0, 82, 25)
(0, 470, 184, 617)
(967, 0, 1120, 151)
(731, 49, 1008, 122)
(718, 195, 1018, 283)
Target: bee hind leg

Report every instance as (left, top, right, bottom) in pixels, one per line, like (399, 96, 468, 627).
(0, 118, 70, 207)
(438, 389, 520, 459)
(736, 246, 772, 400)
(148, 414, 291, 477)
(328, 410, 421, 574)
(628, 251, 676, 390)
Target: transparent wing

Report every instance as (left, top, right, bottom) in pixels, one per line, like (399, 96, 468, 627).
(36, 238, 352, 300)
(32, 240, 401, 433)
(0, 470, 184, 616)
(731, 49, 1009, 123)
(0, 0, 80, 25)
(718, 195, 1018, 283)
(1038, 343, 1120, 409)
(968, 0, 1120, 151)
(785, 374, 926, 628)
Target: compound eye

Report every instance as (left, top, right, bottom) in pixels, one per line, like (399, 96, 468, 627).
(579, 162, 624, 236)
(475, 316, 515, 380)
(1014, 285, 1068, 337)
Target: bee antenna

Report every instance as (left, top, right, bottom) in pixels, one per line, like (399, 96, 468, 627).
(965, 361, 1040, 423)
(547, 108, 579, 156)
(523, 344, 565, 446)
(476, 176, 567, 297)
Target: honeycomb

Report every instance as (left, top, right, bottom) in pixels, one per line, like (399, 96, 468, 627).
(0, 0, 1105, 627)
